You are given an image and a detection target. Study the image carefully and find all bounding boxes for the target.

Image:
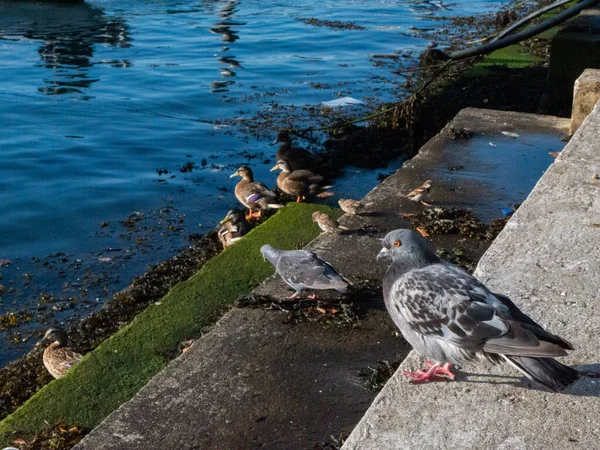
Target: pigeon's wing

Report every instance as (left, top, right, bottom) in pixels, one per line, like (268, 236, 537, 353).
(277, 251, 346, 290)
(390, 263, 570, 356)
(490, 292, 574, 351)
(389, 264, 510, 350)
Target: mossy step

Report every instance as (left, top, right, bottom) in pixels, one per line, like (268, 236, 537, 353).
(0, 202, 341, 445)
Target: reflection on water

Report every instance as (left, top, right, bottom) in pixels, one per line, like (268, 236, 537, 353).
(210, 0, 242, 92)
(0, 1, 130, 97)
(0, 0, 507, 364)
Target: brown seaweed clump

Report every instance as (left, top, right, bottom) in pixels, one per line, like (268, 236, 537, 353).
(0, 232, 221, 422)
(9, 422, 87, 449)
(235, 279, 381, 329)
(408, 207, 513, 241)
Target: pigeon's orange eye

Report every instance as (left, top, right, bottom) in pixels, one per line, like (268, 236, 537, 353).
(393, 240, 401, 247)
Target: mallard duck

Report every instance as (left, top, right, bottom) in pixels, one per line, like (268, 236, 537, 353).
(38, 328, 83, 379)
(217, 209, 250, 248)
(405, 180, 433, 206)
(270, 160, 332, 202)
(338, 198, 371, 216)
(312, 211, 348, 234)
(273, 131, 318, 171)
(230, 166, 282, 219)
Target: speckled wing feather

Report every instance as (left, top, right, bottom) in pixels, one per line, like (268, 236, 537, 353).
(387, 263, 571, 356)
(276, 251, 347, 291)
(389, 263, 509, 350)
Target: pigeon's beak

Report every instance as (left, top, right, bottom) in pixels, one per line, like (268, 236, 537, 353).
(376, 247, 390, 261)
(269, 164, 279, 172)
(229, 171, 239, 178)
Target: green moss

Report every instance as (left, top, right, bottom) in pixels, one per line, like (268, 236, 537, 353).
(476, 44, 544, 68)
(0, 203, 341, 444)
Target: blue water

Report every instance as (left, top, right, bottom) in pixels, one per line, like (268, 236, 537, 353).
(0, 0, 504, 363)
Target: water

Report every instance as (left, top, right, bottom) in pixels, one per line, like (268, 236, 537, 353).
(0, 0, 505, 364)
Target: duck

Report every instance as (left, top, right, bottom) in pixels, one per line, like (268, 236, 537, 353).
(273, 131, 318, 171)
(38, 328, 83, 379)
(270, 160, 332, 202)
(338, 198, 371, 216)
(230, 166, 282, 219)
(217, 209, 251, 248)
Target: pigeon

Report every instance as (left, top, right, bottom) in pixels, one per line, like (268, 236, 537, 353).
(260, 244, 350, 299)
(405, 180, 432, 206)
(377, 229, 579, 391)
(312, 211, 348, 234)
(338, 198, 371, 216)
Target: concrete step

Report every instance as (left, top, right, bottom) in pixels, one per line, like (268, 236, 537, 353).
(341, 104, 600, 450)
(75, 108, 569, 449)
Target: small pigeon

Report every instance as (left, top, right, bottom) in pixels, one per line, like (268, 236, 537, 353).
(260, 244, 350, 299)
(338, 198, 371, 216)
(312, 211, 348, 234)
(405, 180, 433, 206)
(377, 229, 579, 391)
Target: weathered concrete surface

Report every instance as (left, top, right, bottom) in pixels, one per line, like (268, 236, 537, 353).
(547, 8, 600, 116)
(76, 109, 569, 450)
(342, 104, 600, 450)
(571, 69, 600, 133)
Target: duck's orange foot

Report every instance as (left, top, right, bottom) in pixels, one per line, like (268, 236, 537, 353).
(402, 362, 455, 384)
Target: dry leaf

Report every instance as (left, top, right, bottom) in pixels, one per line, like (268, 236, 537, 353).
(316, 307, 327, 314)
(98, 257, 112, 262)
(416, 227, 430, 237)
(549, 152, 560, 158)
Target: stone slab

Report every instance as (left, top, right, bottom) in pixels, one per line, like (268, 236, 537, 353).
(76, 109, 569, 450)
(571, 69, 600, 133)
(342, 103, 600, 450)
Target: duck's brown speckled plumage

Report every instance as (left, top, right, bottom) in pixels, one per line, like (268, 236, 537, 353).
(230, 166, 280, 216)
(271, 160, 329, 201)
(274, 131, 317, 172)
(41, 328, 83, 379)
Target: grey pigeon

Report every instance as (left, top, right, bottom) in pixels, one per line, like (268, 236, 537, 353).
(377, 229, 579, 391)
(260, 244, 349, 299)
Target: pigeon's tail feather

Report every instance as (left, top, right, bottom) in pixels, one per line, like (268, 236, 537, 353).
(503, 355, 579, 392)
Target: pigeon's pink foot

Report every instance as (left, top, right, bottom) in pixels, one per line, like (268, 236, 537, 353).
(402, 362, 455, 384)
(306, 294, 317, 300)
(286, 292, 301, 299)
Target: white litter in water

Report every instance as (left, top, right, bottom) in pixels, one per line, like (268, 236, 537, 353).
(489, 142, 497, 147)
(501, 131, 520, 138)
(321, 97, 365, 107)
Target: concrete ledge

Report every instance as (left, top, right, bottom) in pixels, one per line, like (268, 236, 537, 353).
(342, 103, 600, 449)
(571, 69, 600, 133)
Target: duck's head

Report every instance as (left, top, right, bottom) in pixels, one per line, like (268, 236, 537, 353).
(272, 131, 292, 146)
(230, 166, 253, 181)
(37, 327, 69, 347)
(270, 160, 292, 173)
(219, 209, 245, 225)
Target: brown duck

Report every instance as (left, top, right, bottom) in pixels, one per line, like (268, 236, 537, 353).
(217, 209, 251, 248)
(38, 328, 83, 379)
(273, 131, 318, 171)
(230, 166, 282, 219)
(270, 160, 332, 202)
